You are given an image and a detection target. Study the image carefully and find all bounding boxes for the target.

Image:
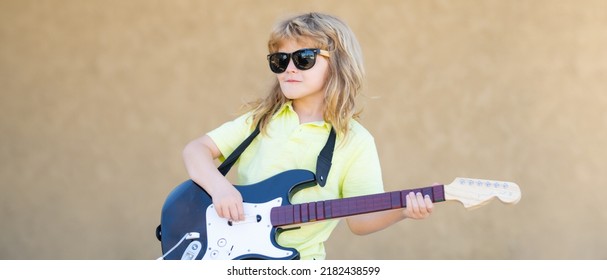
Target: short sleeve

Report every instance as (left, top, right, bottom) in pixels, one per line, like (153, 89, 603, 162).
(206, 113, 254, 162)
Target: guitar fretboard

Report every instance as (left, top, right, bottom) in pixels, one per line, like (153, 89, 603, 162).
(270, 185, 445, 227)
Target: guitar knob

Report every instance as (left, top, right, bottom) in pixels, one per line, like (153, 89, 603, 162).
(217, 238, 227, 247)
(210, 250, 219, 259)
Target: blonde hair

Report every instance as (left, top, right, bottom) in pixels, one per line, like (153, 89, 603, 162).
(248, 12, 365, 137)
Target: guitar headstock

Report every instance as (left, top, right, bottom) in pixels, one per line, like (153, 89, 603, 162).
(444, 177, 521, 209)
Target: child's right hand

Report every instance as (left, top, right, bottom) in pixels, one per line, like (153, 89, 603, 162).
(183, 134, 246, 222)
(211, 182, 245, 222)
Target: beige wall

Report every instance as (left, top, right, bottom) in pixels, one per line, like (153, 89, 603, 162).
(1, 0, 606, 259)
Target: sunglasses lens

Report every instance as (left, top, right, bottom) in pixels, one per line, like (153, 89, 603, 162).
(293, 49, 317, 70)
(267, 49, 321, 73)
(268, 53, 289, 73)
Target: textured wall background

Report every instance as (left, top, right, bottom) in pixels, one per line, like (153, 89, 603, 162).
(1, 0, 606, 259)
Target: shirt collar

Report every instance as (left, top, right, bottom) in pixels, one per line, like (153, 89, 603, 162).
(272, 101, 332, 131)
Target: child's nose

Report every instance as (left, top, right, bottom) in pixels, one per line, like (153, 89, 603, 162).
(285, 57, 298, 72)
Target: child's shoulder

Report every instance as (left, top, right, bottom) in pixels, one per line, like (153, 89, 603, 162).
(345, 119, 375, 143)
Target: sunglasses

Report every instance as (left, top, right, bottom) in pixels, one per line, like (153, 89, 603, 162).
(267, 48, 330, 74)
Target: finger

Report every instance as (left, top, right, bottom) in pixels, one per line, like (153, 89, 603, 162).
(233, 202, 245, 221)
(415, 192, 426, 215)
(408, 192, 419, 214)
(215, 204, 228, 219)
(405, 192, 412, 216)
(232, 192, 244, 221)
(227, 205, 239, 221)
(404, 192, 414, 219)
(424, 195, 434, 213)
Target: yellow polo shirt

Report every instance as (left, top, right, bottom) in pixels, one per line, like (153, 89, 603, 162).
(207, 102, 384, 260)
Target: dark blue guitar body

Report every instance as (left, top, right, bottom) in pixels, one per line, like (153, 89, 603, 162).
(158, 169, 318, 260)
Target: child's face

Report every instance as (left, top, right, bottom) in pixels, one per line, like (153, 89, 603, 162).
(275, 39, 329, 104)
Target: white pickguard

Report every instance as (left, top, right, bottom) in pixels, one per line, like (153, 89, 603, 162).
(201, 198, 295, 260)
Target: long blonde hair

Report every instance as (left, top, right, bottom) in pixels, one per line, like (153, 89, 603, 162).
(248, 12, 365, 137)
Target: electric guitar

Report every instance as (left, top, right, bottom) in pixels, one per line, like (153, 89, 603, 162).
(157, 169, 521, 260)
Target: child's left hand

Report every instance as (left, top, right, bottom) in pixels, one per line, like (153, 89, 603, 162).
(403, 191, 434, 220)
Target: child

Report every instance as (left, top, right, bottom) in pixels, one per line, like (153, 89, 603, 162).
(182, 12, 433, 260)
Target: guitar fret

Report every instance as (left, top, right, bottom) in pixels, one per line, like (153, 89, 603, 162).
(271, 207, 279, 225)
(345, 198, 356, 216)
(273, 207, 286, 226)
(293, 204, 301, 224)
(433, 185, 446, 202)
(301, 203, 309, 223)
(354, 196, 363, 214)
(324, 201, 332, 219)
(316, 201, 325, 220)
(375, 193, 392, 211)
(391, 192, 402, 208)
(422, 188, 433, 201)
(401, 191, 408, 207)
(308, 202, 316, 221)
(284, 205, 294, 225)
(332, 199, 345, 218)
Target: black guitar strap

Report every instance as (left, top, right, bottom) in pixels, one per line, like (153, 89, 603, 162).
(315, 127, 336, 187)
(217, 123, 336, 187)
(217, 124, 260, 176)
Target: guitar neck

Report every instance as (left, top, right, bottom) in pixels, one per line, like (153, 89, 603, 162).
(270, 185, 445, 227)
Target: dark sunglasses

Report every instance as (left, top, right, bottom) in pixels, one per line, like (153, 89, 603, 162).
(267, 48, 330, 74)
